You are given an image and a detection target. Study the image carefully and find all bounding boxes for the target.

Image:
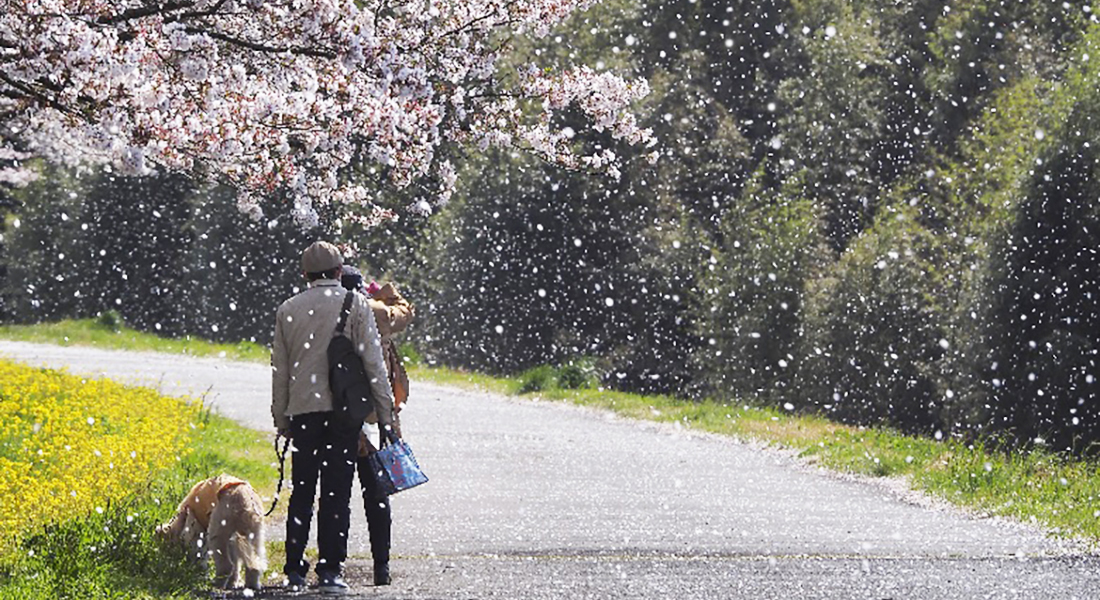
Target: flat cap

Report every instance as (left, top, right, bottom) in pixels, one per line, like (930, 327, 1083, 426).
(301, 241, 343, 274)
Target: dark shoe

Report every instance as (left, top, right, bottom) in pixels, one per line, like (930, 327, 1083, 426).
(318, 573, 350, 595)
(374, 562, 391, 586)
(285, 571, 308, 589)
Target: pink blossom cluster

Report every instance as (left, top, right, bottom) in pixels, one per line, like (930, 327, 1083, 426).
(0, 0, 653, 224)
(0, 144, 39, 187)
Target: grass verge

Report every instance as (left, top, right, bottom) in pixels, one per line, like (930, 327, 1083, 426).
(3, 319, 1099, 545)
(0, 317, 270, 363)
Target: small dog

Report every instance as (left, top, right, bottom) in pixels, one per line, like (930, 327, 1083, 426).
(156, 474, 267, 590)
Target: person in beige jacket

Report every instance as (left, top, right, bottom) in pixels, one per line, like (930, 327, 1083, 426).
(271, 241, 396, 595)
(339, 265, 414, 586)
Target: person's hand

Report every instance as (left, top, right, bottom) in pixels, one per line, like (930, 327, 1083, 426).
(386, 418, 403, 440)
(277, 427, 290, 440)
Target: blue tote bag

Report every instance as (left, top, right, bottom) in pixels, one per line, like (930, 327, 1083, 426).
(367, 432, 428, 495)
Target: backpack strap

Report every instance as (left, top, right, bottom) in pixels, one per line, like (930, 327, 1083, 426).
(336, 290, 355, 335)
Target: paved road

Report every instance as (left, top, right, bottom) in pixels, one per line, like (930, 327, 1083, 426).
(2, 341, 1098, 599)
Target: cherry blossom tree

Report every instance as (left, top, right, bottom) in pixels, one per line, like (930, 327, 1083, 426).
(0, 0, 655, 226)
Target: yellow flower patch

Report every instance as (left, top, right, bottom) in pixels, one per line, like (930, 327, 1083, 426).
(0, 359, 202, 549)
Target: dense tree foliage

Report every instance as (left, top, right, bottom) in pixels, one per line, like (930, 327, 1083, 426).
(1, 171, 309, 344)
(3, 0, 1099, 453)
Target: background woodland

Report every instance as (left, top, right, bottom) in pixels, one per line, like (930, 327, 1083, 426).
(3, 0, 1099, 454)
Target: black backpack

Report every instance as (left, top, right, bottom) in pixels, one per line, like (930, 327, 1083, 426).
(328, 291, 375, 425)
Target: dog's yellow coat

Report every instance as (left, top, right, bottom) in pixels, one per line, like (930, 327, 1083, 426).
(157, 474, 267, 590)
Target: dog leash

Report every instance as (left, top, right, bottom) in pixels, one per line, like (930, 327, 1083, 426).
(265, 434, 291, 517)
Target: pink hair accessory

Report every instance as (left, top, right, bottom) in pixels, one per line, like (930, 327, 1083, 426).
(366, 280, 382, 296)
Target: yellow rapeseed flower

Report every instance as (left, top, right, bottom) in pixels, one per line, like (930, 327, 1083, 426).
(0, 360, 202, 550)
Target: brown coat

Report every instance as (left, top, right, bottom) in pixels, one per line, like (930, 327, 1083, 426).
(368, 283, 414, 411)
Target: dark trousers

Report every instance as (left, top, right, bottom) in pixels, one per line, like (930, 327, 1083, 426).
(284, 411, 358, 578)
(356, 453, 392, 565)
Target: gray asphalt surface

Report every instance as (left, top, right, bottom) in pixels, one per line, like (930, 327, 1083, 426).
(2, 340, 1098, 599)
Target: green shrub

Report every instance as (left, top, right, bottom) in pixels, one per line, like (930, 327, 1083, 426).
(557, 358, 598, 390)
(795, 204, 952, 434)
(518, 365, 556, 394)
(950, 132, 1100, 452)
(692, 170, 827, 403)
(398, 343, 423, 367)
(94, 310, 124, 332)
(939, 29, 1100, 453)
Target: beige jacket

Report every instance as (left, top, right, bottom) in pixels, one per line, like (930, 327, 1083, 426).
(271, 279, 395, 431)
(369, 283, 415, 339)
(368, 283, 415, 410)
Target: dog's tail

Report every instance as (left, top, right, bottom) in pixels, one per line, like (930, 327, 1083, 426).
(235, 496, 268, 574)
(234, 530, 268, 573)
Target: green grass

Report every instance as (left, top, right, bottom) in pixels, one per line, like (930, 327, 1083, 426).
(0, 318, 270, 363)
(4, 319, 1100, 545)
(0, 409, 279, 599)
(409, 363, 516, 395)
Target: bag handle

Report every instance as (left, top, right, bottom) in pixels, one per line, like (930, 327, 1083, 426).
(379, 424, 399, 447)
(335, 290, 355, 335)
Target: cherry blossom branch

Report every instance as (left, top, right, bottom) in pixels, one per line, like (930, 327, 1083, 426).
(437, 1, 520, 40)
(95, 1, 200, 25)
(0, 71, 78, 117)
(182, 25, 338, 59)
(172, 0, 234, 22)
